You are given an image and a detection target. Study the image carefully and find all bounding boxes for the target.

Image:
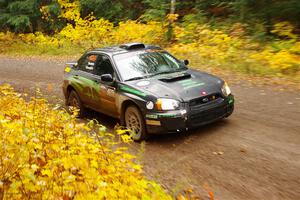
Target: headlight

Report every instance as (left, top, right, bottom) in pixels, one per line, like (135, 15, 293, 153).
(221, 82, 231, 96)
(156, 98, 180, 111)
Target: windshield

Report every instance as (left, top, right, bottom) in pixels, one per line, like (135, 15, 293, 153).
(113, 51, 187, 81)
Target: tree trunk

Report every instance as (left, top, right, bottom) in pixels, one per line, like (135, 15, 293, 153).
(167, 0, 176, 42)
(170, 0, 176, 14)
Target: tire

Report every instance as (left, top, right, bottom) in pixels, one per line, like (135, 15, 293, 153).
(67, 90, 87, 118)
(124, 105, 147, 141)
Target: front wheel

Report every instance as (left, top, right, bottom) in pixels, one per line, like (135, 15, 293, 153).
(67, 90, 87, 118)
(124, 105, 147, 141)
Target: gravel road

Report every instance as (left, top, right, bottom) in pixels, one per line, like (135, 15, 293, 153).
(1, 56, 300, 200)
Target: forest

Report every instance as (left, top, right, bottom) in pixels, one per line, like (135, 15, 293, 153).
(0, 0, 300, 81)
(0, 0, 300, 79)
(1, 0, 300, 34)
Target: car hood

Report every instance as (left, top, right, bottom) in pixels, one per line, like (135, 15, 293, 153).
(127, 69, 224, 102)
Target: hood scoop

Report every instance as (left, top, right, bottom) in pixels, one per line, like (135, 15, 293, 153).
(159, 72, 191, 82)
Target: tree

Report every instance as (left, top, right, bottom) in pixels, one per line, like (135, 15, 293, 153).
(79, 0, 144, 23)
(141, 0, 169, 21)
(0, 0, 41, 32)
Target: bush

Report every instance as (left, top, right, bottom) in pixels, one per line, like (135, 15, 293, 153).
(112, 20, 166, 45)
(0, 84, 171, 200)
(169, 22, 300, 76)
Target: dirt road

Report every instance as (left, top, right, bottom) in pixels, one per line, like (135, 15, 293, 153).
(1, 56, 300, 200)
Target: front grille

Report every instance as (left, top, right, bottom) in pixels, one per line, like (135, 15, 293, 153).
(189, 93, 222, 107)
(189, 105, 228, 126)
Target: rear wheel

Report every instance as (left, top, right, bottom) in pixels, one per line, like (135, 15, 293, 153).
(67, 90, 86, 118)
(124, 105, 147, 141)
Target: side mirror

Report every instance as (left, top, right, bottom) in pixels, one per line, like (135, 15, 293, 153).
(66, 62, 77, 68)
(101, 74, 113, 82)
(183, 60, 189, 65)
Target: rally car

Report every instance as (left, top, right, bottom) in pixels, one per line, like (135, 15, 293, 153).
(63, 43, 234, 141)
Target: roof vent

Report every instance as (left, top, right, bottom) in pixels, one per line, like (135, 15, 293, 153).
(120, 43, 145, 50)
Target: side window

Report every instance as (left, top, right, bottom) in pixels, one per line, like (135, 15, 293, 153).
(93, 55, 114, 77)
(77, 54, 98, 73)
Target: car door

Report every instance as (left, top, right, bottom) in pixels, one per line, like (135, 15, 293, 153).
(90, 54, 118, 117)
(73, 53, 100, 106)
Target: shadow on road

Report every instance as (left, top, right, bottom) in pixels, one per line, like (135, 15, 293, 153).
(84, 109, 119, 130)
(146, 119, 229, 144)
(84, 108, 229, 144)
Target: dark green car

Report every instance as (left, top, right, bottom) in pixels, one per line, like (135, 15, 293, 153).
(63, 43, 234, 141)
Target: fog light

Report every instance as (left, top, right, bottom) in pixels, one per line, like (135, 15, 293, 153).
(180, 109, 187, 115)
(146, 101, 154, 109)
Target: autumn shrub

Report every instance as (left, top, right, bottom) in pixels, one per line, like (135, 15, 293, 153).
(0, 0, 166, 54)
(169, 23, 259, 73)
(0, 84, 171, 200)
(169, 22, 300, 76)
(112, 20, 166, 45)
(250, 22, 300, 74)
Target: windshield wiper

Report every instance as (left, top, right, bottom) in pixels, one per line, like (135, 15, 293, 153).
(125, 69, 186, 81)
(151, 68, 186, 77)
(125, 75, 151, 82)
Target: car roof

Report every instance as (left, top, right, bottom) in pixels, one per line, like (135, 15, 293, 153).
(89, 43, 163, 56)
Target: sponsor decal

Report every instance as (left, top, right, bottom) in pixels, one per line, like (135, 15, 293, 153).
(86, 66, 93, 70)
(120, 85, 147, 97)
(65, 66, 71, 73)
(178, 79, 205, 89)
(107, 88, 115, 97)
(157, 113, 178, 118)
(184, 82, 205, 89)
(146, 120, 161, 126)
(88, 62, 95, 66)
(146, 114, 158, 119)
(146, 113, 179, 119)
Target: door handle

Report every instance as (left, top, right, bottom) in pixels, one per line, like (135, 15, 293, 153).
(74, 75, 79, 79)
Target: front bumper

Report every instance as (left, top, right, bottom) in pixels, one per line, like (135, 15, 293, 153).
(145, 95, 234, 134)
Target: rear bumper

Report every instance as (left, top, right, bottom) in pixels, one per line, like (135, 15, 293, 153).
(145, 95, 234, 134)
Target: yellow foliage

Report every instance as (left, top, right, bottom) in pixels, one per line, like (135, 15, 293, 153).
(250, 49, 300, 72)
(113, 20, 165, 45)
(1, 13, 300, 75)
(0, 84, 171, 199)
(0, 32, 15, 42)
(19, 32, 62, 47)
(40, 6, 52, 21)
(290, 42, 300, 54)
(271, 21, 297, 40)
(57, 0, 81, 21)
(170, 22, 300, 74)
(170, 24, 246, 67)
(58, 17, 113, 46)
(167, 14, 179, 22)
